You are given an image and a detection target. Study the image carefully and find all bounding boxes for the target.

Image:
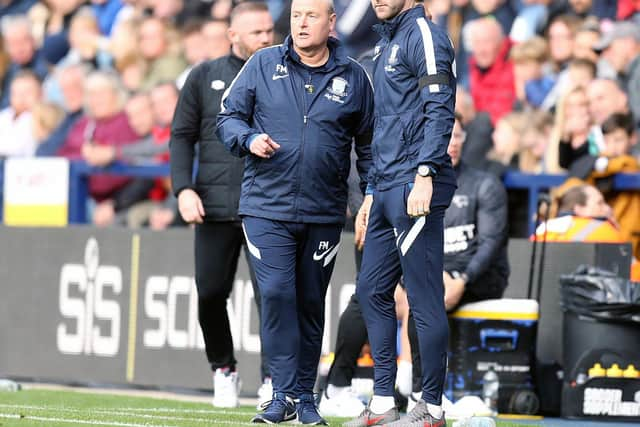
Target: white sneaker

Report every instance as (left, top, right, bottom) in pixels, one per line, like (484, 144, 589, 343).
(256, 377, 273, 410)
(396, 360, 413, 397)
(212, 369, 239, 408)
(318, 388, 366, 418)
(407, 391, 420, 413)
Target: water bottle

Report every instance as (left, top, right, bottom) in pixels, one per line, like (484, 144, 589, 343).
(453, 417, 497, 427)
(0, 379, 21, 392)
(482, 367, 499, 414)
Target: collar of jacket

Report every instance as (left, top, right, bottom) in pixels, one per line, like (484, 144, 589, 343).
(281, 35, 349, 69)
(228, 52, 246, 67)
(373, 5, 425, 40)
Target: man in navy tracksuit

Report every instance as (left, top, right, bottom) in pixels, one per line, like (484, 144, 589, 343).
(216, 0, 374, 424)
(345, 2, 457, 427)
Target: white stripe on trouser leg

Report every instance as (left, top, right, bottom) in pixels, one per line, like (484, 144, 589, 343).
(241, 223, 262, 260)
(323, 243, 340, 267)
(400, 216, 426, 256)
(416, 17, 439, 93)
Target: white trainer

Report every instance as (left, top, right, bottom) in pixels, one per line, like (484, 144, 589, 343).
(318, 388, 366, 418)
(212, 369, 239, 408)
(256, 377, 273, 410)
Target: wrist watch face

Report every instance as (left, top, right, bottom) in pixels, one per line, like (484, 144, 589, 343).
(418, 165, 431, 177)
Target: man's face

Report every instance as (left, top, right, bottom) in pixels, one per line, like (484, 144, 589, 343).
(59, 69, 85, 112)
(573, 30, 599, 62)
(5, 27, 35, 65)
(576, 186, 611, 219)
(447, 120, 466, 167)
(548, 21, 574, 64)
(202, 21, 231, 60)
(370, 0, 413, 20)
(230, 11, 275, 60)
(587, 81, 627, 125)
(182, 31, 208, 65)
(139, 19, 166, 60)
(10, 77, 41, 114)
(150, 84, 178, 127)
(290, 0, 336, 52)
(470, 22, 502, 69)
(125, 94, 154, 136)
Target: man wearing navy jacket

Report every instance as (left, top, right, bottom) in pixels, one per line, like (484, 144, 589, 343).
(346, 1, 457, 426)
(216, 0, 374, 424)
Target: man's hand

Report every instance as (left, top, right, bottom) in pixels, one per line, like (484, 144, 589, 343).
(355, 194, 373, 250)
(443, 271, 465, 311)
(407, 175, 433, 217)
(249, 134, 280, 158)
(178, 189, 205, 224)
(82, 143, 116, 167)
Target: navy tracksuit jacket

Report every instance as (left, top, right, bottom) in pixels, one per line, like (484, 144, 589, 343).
(216, 36, 374, 396)
(356, 5, 457, 405)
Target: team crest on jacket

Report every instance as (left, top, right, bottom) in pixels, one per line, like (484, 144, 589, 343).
(385, 44, 400, 72)
(325, 77, 348, 104)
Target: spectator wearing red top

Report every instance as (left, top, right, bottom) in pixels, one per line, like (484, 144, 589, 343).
(468, 17, 516, 125)
(58, 70, 144, 226)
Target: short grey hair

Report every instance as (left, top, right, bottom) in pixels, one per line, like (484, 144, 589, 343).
(1, 14, 33, 38)
(83, 71, 128, 115)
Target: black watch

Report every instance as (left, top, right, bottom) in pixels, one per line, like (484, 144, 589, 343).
(417, 164, 435, 178)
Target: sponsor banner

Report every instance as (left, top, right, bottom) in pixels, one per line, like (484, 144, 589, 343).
(0, 226, 630, 395)
(3, 158, 69, 226)
(0, 227, 358, 394)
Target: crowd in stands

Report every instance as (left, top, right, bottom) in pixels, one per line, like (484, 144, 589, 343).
(0, 0, 637, 238)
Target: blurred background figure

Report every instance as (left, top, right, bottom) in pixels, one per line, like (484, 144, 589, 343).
(0, 70, 42, 158)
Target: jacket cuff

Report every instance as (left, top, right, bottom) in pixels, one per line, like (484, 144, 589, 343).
(365, 183, 374, 195)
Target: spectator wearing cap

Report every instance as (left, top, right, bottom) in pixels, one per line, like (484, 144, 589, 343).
(468, 17, 516, 125)
(594, 21, 640, 125)
(0, 14, 48, 108)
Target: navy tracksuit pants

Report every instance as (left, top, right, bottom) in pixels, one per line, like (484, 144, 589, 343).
(357, 182, 455, 405)
(242, 216, 342, 397)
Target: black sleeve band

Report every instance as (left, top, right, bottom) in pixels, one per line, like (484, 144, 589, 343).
(419, 74, 450, 89)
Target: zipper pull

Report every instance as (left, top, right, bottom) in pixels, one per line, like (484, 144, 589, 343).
(304, 115, 308, 124)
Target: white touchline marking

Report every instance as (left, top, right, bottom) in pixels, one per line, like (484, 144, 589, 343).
(0, 405, 257, 425)
(0, 403, 253, 416)
(0, 412, 178, 427)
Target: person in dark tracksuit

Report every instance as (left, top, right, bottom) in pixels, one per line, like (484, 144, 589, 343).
(406, 114, 509, 408)
(216, 1, 374, 424)
(345, 1, 457, 427)
(169, 3, 274, 409)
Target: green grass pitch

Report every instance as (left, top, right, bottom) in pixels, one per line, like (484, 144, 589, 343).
(0, 389, 538, 426)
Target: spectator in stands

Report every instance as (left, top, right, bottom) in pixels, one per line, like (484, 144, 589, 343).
(580, 113, 640, 256)
(0, 70, 41, 158)
(487, 111, 528, 174)
(201, 19, 231, 60)
(521, 110, 553, 173)
(137, 16, 187, 90)
(109, 17, 139, 68)
(456, 85, 494, 169)
(56, 7, 111, 70)
(90, 0, 125, 36)
(567, 0, 617, 20)
(0, 14, 48, 107)
(27, 0, 85, 64)
(554, 85, 593, 170)
(36, 63, 86, 156)
(572, 18, 600, 63)
(546, 15, 581, 73)
(468, 16, 516, 125)
(32, 100, 65, 148)
(0, 0, 38, 19)
(176, 20, 208, 89)
(594, 21, 640, 125)
(58, 70, 145, 226)
(567, 58, 596, 89)
(587, 78, 630, 126)
(509, 36, 553, 108)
